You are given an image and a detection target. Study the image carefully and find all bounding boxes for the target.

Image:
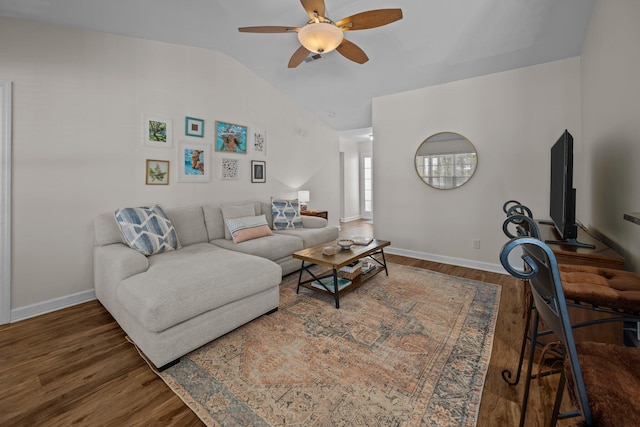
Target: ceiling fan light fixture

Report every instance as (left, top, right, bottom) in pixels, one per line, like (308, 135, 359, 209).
(297, 22, 343, 54)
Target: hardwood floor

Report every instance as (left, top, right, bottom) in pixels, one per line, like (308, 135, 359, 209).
(0, 219, 572, 426)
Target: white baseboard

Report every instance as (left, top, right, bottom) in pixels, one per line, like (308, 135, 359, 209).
(7, 248, 504, 323)
(386, 246, 507, 275)
(340, 215, 362, 223)
(11, 289, 96, 323)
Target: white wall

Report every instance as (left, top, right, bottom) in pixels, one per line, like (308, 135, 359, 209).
(0, 17, 339, 317)
(580, 0, 640, 272)
(372, 58, 581, 271)
(0, 80, 11, 324)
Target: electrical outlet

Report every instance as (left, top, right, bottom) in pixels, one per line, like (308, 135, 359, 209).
(473, 239, 481, 249)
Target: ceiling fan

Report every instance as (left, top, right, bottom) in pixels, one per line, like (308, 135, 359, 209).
(238, 0, 402, 68)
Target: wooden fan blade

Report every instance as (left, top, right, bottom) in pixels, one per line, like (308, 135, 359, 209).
(288, 45, 311, 68)
(336, 39, 369, 64)
(300, 0, 325, 20)
(336, 9, 403, 31)
(238, 26, 298, 33)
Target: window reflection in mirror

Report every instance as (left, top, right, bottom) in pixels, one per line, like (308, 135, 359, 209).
(415, 132, 478, 189)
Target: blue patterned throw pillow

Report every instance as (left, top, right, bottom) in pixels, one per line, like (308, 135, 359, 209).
(114, 205, 181, 256)
(271, 198, 303, 230)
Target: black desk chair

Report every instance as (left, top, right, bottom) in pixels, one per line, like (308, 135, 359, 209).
(500, 237, 640, 426)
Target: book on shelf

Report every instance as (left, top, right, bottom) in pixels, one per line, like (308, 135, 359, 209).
(361, 261, 375, 273)
(340, 262, 361, 273)
(310, 277, 352, 291)
(353, 236, 373, 246)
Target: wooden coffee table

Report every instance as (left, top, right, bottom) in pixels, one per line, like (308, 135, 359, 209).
(292, 239, 390, 308)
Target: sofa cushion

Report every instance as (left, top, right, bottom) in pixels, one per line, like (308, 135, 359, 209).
(271, 198, 303, 230)
(274, 226, 340, 249)
(212, 234, 303, 262)
(221, 203, 256, 240)
(95, 212, 126, 246)
(117, 243, 281, 333)
(114, 205, 181, 256)
(165, 205, 208, 247)
(225, 215, 273, 244)
(301, 215, 329, 229)
(260, 201, 274, 228)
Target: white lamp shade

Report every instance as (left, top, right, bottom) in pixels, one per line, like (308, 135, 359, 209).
(297, 191, 310, 203)
(297, 22, 343, 54)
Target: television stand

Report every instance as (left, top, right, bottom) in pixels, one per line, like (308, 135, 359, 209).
(537, 220, 595, 249)
(544, 237, 595, 249)
(536, 220, 623, 269)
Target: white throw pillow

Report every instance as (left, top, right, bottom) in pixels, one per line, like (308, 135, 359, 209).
(225, 215, 273, 244)
(221, 203, 256, 240)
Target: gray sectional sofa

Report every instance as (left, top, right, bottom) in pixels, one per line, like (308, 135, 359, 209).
(93, 200, 339, 369)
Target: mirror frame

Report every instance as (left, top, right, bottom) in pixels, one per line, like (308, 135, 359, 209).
(414, 131, 478, 190)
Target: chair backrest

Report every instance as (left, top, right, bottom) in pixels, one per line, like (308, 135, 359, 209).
(503, 200, 534, 220)
(502, 214, 540, 239)
(502, 200, 538, 239)
(500, 237, 593, 424)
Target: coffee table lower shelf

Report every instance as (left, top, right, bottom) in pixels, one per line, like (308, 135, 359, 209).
(293, 239, 390, 308)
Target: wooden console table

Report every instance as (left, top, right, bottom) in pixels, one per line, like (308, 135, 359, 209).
(300, 210, 328, 220)
(537, 221, 624, 270)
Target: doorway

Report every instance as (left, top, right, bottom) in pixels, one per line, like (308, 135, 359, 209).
(338, 127, 373, 223)
(361, 154, 372, 220)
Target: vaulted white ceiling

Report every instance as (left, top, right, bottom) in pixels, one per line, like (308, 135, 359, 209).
(0, 0, 595, 131)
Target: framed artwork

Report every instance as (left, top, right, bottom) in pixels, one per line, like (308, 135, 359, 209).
(215, 121, 247, 154)
(145, 159, 170, 185)
(252, 131, 266, 155)
(221, 158, 239, 180)
(144, 115, 172, 148)
(178, 141, 210, 182)
(185, 116, 204, 137)
(251, 160, 266, 183)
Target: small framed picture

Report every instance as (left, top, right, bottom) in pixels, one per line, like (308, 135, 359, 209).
(252, 131, 266, 155)
(221, 158, 239, 180)
(145, 160, 170, 185)
(251, 160, 266, 183)
(178, 141, 210, 182)
(215, 121, 247, 154)
(185, 116, 204, 137)
(144, 115, 172, 148)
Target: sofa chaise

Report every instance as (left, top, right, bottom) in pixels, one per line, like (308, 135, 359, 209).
(94, 200, 339, 369)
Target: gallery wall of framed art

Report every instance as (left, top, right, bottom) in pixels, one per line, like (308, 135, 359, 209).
(141, 115, 268, 185)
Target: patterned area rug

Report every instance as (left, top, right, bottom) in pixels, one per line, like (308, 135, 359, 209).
(158, 263, 501, 426)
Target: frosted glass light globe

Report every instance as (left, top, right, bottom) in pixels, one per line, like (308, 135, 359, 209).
(298, 22, 343, 54)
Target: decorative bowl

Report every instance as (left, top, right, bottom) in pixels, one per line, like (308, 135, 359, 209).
(337, 239, 354, 250)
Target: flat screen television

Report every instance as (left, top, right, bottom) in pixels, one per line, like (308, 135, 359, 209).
(546, 130, 594, 248)
(549, 130, 577, 240)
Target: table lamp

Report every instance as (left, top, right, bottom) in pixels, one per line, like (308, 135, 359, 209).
(298, 191, 310, 211)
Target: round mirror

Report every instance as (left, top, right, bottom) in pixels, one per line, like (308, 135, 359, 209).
(414, 132, 478, 190)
